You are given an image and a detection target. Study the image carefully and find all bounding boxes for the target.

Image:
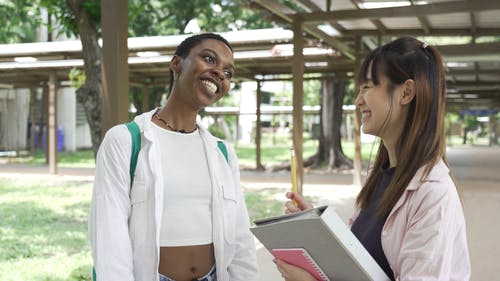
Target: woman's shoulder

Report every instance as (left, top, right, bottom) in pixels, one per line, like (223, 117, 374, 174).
(98, 124, 133, 154)
(411, 160, 459, 202)
(104, 124, 130, 141)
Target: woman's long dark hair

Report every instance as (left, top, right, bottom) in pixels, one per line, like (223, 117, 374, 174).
(355, 36, 450, 217)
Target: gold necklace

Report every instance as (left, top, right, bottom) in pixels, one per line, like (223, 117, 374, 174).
(153, 110, 197, 134)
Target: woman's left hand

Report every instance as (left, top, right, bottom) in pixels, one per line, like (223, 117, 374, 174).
(274, 258, 318, 281)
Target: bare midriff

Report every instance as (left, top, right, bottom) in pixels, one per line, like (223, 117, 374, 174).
(158, 244, 215, 281)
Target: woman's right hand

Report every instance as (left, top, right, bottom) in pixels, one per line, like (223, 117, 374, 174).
(285, 192, 313, 214)
(274, 258, 318, 281)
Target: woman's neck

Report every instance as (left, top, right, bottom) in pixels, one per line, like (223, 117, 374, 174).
(156, 103, 198, 132)
(383, 140, 398, 168)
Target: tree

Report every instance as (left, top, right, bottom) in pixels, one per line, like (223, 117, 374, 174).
(41, 0, 102, 157)
(306, 78, 353, 170)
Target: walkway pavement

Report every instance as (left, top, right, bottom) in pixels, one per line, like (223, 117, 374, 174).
(0, 145, 498, 281)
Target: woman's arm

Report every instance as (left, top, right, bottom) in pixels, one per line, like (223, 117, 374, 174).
(392, 178, 470, 281)
(89, 126, 135, 281)
(226, 143, 259, 281)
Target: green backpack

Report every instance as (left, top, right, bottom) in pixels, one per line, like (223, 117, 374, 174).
(92, 121, 228, 281)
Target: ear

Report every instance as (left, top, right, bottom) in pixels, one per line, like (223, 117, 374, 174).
(170, 55, 182, 74)
(400, 79, 416, 105)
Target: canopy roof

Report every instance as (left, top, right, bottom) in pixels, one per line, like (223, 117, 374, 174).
(249, 0, 500, 111)
(0, 0, 499, 111)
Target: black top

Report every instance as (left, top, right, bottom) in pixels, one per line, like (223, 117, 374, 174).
(351, 166, 396, 281)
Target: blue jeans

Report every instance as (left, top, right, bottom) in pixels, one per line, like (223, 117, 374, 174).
(159, 265, 216, 281)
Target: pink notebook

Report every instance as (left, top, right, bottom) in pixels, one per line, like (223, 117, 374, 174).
(272, 248, 330, 281)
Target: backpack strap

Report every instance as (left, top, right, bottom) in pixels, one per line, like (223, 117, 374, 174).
(125, 121, 141, 187)
(217, 140, 228, 162)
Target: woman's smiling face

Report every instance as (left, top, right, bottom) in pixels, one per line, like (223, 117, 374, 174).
(171, 38, 234, 109)
(355, 63, 407, 143)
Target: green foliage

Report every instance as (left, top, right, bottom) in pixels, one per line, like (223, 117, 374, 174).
(463, 114, 479, 130)
(129, 0, 274, 37)
(208, 124, 226, 139)
(344, 80, 356, 105)
(0, 0, 41, 43)
(69, 67, 86, 89)
(303, 79, 321, 106)
(276, 0, 307, 12)
(40, 0, 101, 38)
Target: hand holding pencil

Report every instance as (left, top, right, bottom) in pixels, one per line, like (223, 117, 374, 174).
(288, 148, 313, 212)
(285, 192, 313, 213)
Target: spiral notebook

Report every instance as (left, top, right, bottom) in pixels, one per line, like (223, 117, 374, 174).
(251, 205, 391, 281)
(272, 248, 329, 281)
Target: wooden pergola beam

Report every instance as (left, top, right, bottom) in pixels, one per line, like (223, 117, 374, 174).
(350, 0, 388, 34)
(409, 0, 431, 34)
(300, 0, 500, 22)
(251, 0, 354, 59)
(437, 42, 500, 58)
(331, 28, 500, 37)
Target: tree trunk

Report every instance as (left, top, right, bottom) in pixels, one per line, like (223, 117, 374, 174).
(67, 0, 102, 158)
(307, 79, 353, 170)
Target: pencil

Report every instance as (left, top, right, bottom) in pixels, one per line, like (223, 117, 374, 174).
(290, 147, 297, 195)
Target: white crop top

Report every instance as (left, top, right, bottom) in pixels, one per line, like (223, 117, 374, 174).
(152, 122, 213, 247)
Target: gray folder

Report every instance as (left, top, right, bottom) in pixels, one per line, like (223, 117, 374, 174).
(251, 205, 391, 281)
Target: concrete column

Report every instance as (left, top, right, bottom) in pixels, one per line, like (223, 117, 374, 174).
(239, 81, 257, 144)
(0, 89, 29, 152)
(57, 87, 77, 152)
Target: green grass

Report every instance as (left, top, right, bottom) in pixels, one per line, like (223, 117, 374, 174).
(237, 135, 379, 169)
(5, 150, 95, 168)
(0, 178, 292, 281)
(244, 189, 284, 220)
(0, 178, 93, 281)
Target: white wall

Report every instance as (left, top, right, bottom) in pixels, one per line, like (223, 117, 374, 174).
(0, 89, 30, 150)
(238, 81, 257, 144)
(76, 123, 92, 149)
(57, 87, 92, 150)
